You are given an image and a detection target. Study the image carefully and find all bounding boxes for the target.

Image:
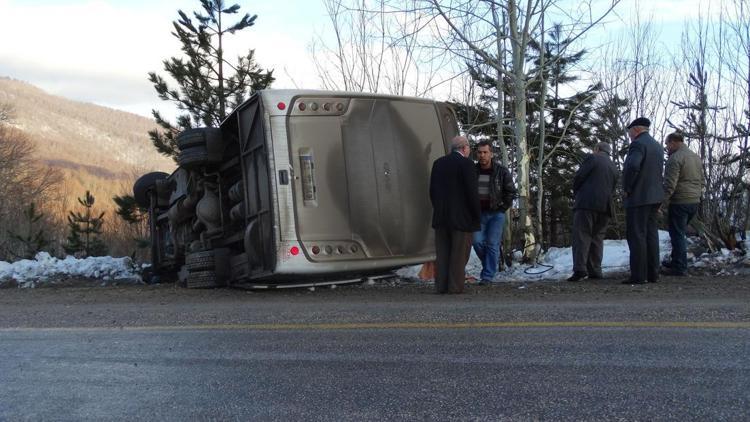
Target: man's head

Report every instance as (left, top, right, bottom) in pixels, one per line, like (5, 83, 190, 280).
(665, 131, 684, 155)
(626, 117, 651, 141)
(594, 142, 612, 155)
(476, 140, 494, 168)
(450, 135, 471, 157)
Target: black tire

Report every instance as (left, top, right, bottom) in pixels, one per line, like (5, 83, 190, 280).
(186, 270, 218, 289)
(133, 172, 170, 208)
(177, 128, 222, 151)
(178, 146, 209, 169)
(185, 250, 215, 271)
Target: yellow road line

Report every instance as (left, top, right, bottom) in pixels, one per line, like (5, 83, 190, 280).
(1, 321, 750, 332)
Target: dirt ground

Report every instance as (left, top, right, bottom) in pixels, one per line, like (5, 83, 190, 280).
(0, 268, 748, 330)
(2, 268, 749, 304)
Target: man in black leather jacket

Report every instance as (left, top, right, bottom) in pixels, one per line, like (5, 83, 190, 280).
(472, 140, 517, 284)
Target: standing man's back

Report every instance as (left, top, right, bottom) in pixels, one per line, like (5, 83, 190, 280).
(623, 124, 664, 209)
(622, 117, 664, 284)
(429, 136, 481, 294)
(568, 142, 619, 282)
(661, 131, 704, 276)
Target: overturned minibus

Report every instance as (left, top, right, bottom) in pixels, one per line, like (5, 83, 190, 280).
(134, 90, 459, 287)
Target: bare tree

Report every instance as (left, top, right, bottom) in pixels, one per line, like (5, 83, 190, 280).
(314, 0, 621, 260)
(723, 0, 750, 235)
(661, 3, 749, 250)
(0, 126, 62, 261)
(311, 0, 452, 96)
(420, 0, 619, 260)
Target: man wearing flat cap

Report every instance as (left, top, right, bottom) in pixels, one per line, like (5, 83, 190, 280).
(622, 117, 664, 284)
(568, 142, 619, 282)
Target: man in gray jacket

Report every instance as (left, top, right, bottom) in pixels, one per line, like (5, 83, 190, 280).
(622, 117, 664, 284)
(661, 132, 704, 276)
(568, 142, 619, 282)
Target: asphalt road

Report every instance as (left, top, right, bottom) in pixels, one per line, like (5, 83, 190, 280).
(1, 275, 749, 421)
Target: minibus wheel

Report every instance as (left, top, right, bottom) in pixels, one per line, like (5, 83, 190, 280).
(185, 250, 215, 271)
(177, 146, 209, 169)
(133, 172, 170, 208)
(185, 270, 218, 289)
(176, 127, 221, 150)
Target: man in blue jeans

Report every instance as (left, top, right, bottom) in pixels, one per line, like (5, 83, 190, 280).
(472, 141, 517, 284)
(662, 132, 704, 276)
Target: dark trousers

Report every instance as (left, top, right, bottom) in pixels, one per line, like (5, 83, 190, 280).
(626, 204, 660, 282)
(434, 228, 472, 294)
(571, 209, 609, 276)
(668, 203, 699, 274)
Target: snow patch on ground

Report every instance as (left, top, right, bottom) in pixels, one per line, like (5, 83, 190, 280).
(398, 230, 706, 283)
(2, 229, 747, 288)
(0, 252, 141, 288)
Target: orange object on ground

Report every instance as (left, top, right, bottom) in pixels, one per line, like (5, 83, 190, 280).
(417, 261, 436, 280)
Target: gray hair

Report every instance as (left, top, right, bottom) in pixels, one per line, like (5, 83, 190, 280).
(450, 135, 469, 152)
(595, 142, 612, 155)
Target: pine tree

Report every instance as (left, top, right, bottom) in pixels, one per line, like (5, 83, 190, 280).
(7, 202, 50, 260)
(526, 24, 601, 247)
(590, 94, 631, 239)
(112, 194, 151, 253)
(116, 1, 276, 249)
(113, 194, 147, 225)
(65, 191, 108, 257)
(147, 0, 275, 159)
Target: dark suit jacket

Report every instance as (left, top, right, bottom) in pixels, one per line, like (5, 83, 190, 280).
(623, 132, 664, 207)
(573, 152, 619, 215)
(430, 151, 481, 232)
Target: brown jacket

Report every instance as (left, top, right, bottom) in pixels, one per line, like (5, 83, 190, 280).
(663, 144, 703, 205)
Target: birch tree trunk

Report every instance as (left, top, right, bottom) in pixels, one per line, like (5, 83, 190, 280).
(535, 12, 546, 252)
(508, 0, 536, 261)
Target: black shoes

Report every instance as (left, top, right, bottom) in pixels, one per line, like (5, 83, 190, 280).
(621, 279, 646, 284)
(662, 260, 689, 276)
(621, 278, 660, 284)
(588, 273, 604, 280)
(567, 272, 588, 282)
(660, 268, 687, 277)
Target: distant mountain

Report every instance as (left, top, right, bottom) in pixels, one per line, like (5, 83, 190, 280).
(0, 77, 175, 211)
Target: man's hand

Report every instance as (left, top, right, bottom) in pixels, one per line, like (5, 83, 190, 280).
(658, 202, 668, 215)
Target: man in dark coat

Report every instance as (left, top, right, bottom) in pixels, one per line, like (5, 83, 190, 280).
(622, 117, 664, 284)
(568, 142, 619, 282)
(429, 135, 481, 294)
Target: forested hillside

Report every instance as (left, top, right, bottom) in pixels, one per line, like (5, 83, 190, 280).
(0, 77, 174, 260)
(0, 77, 174, 204)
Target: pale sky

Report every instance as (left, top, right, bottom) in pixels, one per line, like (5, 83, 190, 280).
(0, 0, 324, 117)
(0, 0, 725, 119)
